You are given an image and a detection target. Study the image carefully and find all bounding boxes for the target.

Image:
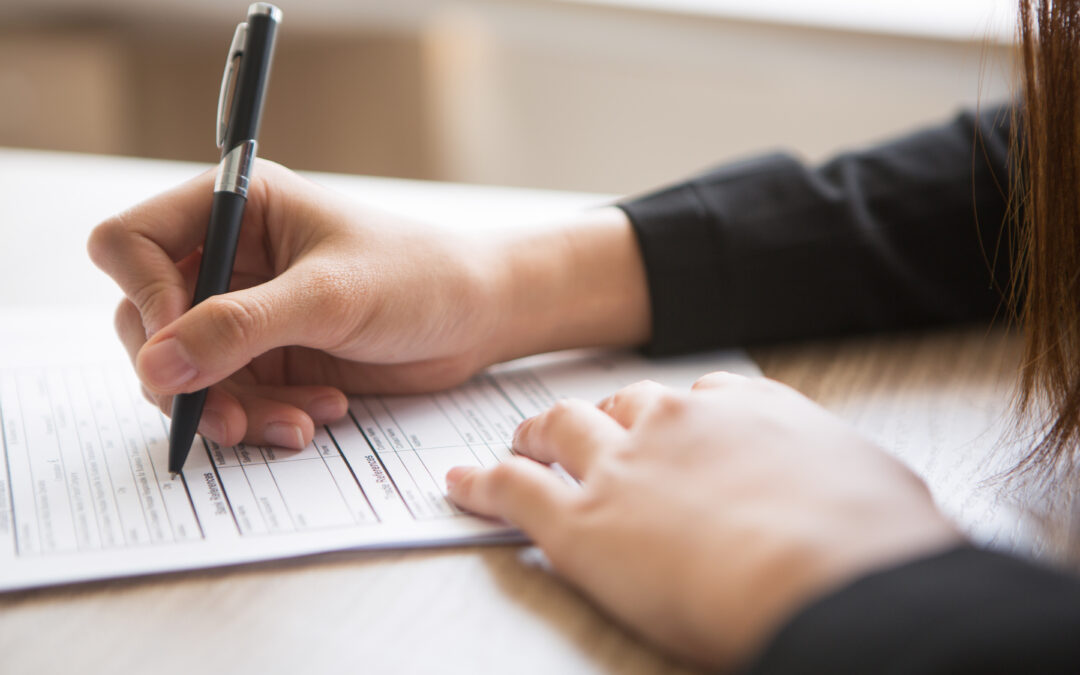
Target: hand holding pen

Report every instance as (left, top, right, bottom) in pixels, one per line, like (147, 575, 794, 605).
(87, 9, 648, 474)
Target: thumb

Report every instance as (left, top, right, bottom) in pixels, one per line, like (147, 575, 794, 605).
(134, 269, 325, 393)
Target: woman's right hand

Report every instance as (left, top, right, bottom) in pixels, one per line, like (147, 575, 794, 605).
(87, 160, 649, 450)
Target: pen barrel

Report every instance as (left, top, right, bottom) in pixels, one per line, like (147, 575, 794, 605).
(192, 191, 247, 305)
(169, 191, 246, 473)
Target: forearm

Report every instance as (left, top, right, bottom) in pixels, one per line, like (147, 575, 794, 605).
(491, 206, 651, 362)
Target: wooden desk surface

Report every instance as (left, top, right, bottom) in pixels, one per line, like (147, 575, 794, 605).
(0, 150, 1036, 674)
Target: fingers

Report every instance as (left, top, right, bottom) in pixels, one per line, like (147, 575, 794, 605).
(142, 381, 346, 450)
(446, 457, 575, 544)
(597, 379, 666, 428)
(116, 299, 148, 362)
(241, 383, 349, 424)
(230, 387, 313, 450)
(514, 398, 626, 478)
(134, 265, 331, 395)
(230, 384, 348, 449)
(88, 170, 217, 336)
(691, 371, 751, 391)
(141, 386, 248, 448)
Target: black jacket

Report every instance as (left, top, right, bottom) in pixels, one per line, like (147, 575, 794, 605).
(619, 103, 1080, 673)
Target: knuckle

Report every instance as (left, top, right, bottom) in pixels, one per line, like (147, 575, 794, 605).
(254, 157, 286, 176)
(599, 392, 621, 412)
(487, 460, 525, 504)
(541, 399, 588, 432)
(489, 460, 520, 485)
(86, 213, 129, 268)
(617, 379, 662, 400)
(649, 390, 689, 419)
(691, 371, 726, 388)
(627, 378, 662, 392)
(614, 379, 664, 406)
(113, 299, 138, 333)
(546, 399, 579, 421)
(691, 370, 749, 391)
(130, 279, 180, 322)
(204, 295, 266, 345)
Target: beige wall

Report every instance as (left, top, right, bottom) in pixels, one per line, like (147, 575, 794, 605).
(0, 30, 134, 156)
(0, 3, 1016, 194)
(421, 2, 1016, 194)
(0, 25, 432, 179)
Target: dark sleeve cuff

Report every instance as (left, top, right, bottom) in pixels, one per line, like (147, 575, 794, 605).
(617, 153, 806, 356)
(742, 545, 1080, 675)
(618, 105, 1015, 356)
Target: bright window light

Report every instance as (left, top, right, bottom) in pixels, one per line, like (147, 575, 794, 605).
(558, 0, 1019, 42)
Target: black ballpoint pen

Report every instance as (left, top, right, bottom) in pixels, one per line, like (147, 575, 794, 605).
(168, 3, 281, 475)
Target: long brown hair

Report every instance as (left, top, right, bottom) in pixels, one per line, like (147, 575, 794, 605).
(1015, 0, 1080, 479)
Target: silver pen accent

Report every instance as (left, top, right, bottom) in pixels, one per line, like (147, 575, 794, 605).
(214, 140, 258, 196)
(215, 23, 248, 149)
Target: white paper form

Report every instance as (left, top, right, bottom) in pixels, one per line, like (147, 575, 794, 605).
(0, 315, 759, 592)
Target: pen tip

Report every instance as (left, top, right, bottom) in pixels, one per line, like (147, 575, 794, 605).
(171, 472, 180, 481)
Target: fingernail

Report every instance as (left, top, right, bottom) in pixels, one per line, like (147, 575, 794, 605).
(307, 395, 346, 422)
(198, 409, 227, 443)
(139, 337, 197, 390)
(265, 422, 305, 450)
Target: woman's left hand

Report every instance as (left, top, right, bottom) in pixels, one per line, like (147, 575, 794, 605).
(446, 372, 961, 670)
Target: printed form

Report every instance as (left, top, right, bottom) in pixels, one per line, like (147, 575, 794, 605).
(0, 337, 758, 592)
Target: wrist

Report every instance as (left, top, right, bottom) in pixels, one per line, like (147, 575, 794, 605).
(490, 206, 651, 363)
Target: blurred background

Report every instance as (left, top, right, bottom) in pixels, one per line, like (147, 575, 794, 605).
(0, 0, 1017, 196)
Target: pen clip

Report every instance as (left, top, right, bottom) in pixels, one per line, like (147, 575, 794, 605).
(216, 22, 248, 149)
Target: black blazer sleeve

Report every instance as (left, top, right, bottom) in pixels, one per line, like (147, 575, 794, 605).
(741, 546, 1080, 675)
(618, 103, 1016, 355)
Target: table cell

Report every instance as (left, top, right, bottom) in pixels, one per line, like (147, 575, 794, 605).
(239, 463, 295, 533)
(207, 441, 242, 468)
(181, 446, 241, 540)
(380, 394, 468, 449)
(65, 368, 123, 548)
(216, 465, 268, 536)
(18, 371, 78, 553)
(260, 440, 323, 463)
(325, 417, 412, 524)
(494, 369, 557, 418)
(398, 450, 454, 517)
(323, 456, 377, 525)
(104, 370, 171, 544)
(466, 378, 524, 441)
(362, 399, 411, 452)
(2, 373, 41, 555)
(46, 369, 99, 550)
(448, 389, 497, 445)
(378, 452, 431, 519)
(266, 458, 353, 530)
